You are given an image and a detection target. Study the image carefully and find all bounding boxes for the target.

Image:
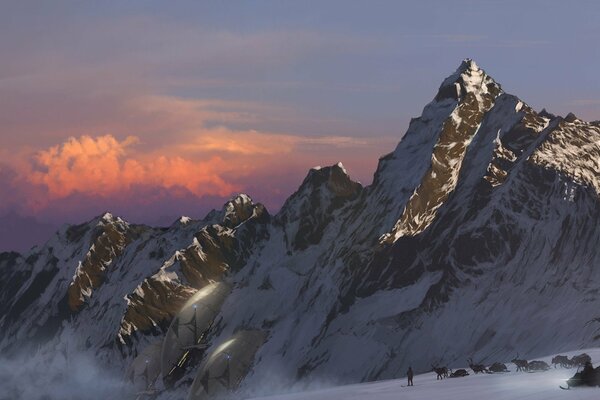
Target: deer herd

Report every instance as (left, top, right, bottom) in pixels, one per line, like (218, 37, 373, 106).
(429, 352, 592, 379)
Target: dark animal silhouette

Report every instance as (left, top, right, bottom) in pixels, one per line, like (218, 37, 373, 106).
(511, 354, 529, 372)
(551, 355, 571, 368)
(468, 358, 488, 374)
(570, 353, 592, 368)
(431, 364, 448, 380)
(528, 360, 551, 371)
(564, 361, 600, 389)
(449, 369, 469, 378)
(488, 362, 509, 373)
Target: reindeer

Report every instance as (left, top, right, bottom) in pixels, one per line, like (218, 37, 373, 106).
(488, 362, 509, 373)
(511, 354, 529, 372)
(431, 364, 449, 380)
(449, 368, 469, 378)
(570, 353, 592, 368)
(552, 355, 571, 368)
(468, 358, 488, 374)
(528, 360, 551, 371)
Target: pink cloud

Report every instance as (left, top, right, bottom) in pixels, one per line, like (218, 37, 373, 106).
(27, 135, 239, 204)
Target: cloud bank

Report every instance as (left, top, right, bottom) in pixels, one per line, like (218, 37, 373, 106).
(29, 134, 237, 201)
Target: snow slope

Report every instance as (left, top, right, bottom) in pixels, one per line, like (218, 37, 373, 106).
(246, 349, 600, 400)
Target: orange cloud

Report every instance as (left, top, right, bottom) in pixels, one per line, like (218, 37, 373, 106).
(168, 126, 376, 157)
(174, 128, 296, 155)
(146, 155, 237, 197)
(29, 135, 238, 202)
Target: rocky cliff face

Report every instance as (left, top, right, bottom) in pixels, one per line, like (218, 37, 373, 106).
(1, 59, 600, 399)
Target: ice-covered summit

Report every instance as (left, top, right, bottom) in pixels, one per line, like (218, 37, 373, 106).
(221, 193, 260, 228)
(435, 58, 502, 103)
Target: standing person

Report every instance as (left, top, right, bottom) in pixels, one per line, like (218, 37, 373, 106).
(407, 366, 414, 386)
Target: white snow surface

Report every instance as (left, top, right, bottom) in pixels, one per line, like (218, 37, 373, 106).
(530, 119, 600, 195)
(245, 349, 600, 400)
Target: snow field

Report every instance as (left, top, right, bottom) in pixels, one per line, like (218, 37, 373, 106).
(246, 349, 600, 400)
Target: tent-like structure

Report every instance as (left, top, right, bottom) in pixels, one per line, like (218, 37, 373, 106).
(125, 341, 162, 390)
(161, 282, 231, 385)
(187, 330, 267, 400)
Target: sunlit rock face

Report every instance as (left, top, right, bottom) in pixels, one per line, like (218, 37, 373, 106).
(114, 195, 270, 347)
(2, 60, 600, 399)
(68, 213, 144, 312)
(381, 60, 502, 242)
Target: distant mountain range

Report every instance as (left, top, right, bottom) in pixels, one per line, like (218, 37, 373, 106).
(1, 59, 600, 400)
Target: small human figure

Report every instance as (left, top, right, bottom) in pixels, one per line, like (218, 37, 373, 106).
(407, 366, 414, 386)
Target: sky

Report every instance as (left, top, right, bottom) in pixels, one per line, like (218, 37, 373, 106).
(1, 1, 600, 251)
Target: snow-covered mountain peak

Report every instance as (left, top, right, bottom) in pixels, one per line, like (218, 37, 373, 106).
(309, 163, 360, 195)
(325, 163, 360, 197)
(279, 163, 362, 214)
(95, 212, 130, 231)
(221, 193, 266, 229)
(99, 211, 128, 226)
(436, 59, 502, 103)
(564, 112, 579, 123)
(335, 161, 347, 173)
(378, 60, 506, 244)
(101, 212, 114, 222)
(462, 57, 478, 70)
(276, 163, 362, 251)
(178, 216, 192, 225)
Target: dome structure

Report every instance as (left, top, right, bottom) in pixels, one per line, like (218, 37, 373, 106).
(188, 330, 267, 400)
(125, 341, 162, 390)
(161, 282, 232, 385)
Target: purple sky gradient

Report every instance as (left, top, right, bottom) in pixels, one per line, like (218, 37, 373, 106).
(1, 1, 599, 252)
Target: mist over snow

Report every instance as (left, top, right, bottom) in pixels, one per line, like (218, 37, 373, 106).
(0, 348, 135, 400)
(234, 364, 341, 400)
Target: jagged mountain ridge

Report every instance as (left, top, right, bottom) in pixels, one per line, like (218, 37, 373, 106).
(1, 59, 600, 398)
